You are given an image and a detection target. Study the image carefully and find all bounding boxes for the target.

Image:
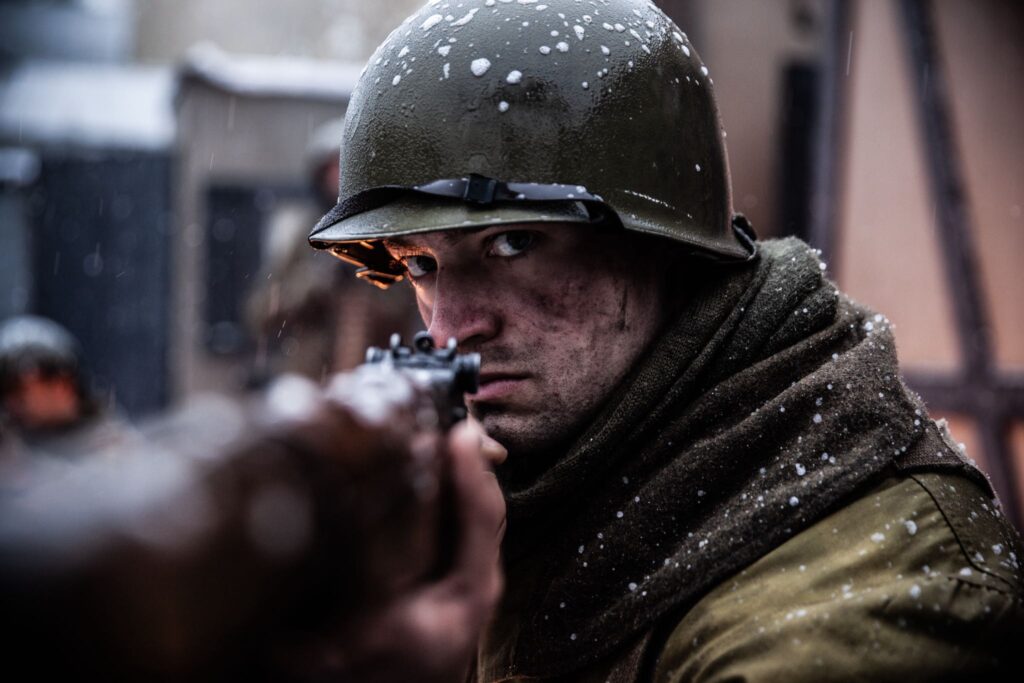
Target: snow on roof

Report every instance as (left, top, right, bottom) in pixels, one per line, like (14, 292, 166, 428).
(178, 43, 363, 102)
(0, 62, 175, 152)
(0, 48, 360, 153)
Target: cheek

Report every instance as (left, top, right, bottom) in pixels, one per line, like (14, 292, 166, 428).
(542, 273, 663, 383)
(509, 267, 617, 333)
(514, 278, 659, 393)
(522, 270, 652, 339)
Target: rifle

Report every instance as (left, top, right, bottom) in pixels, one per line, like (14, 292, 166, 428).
(0, 333, 479, 681)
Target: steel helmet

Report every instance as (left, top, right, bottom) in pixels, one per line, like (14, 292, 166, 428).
(0, 315, 86, 397)
(309, 0, 757, 287)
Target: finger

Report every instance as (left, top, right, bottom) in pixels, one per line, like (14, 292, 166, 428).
(464, 416, 508, 466)
(261, 374, 322, 424)
(443, 423, 506, 593)
(448, 422, 506, 546)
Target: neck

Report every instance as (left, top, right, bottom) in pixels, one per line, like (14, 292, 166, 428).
(495, 435, 574, 494)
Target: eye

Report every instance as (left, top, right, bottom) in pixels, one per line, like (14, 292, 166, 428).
(402, 255, 437, 278)
(489, 231, 536, 258)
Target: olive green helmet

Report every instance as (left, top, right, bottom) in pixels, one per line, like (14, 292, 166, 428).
(310, 0, 756, 287)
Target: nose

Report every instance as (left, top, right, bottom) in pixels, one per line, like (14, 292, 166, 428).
(425, 274, 501, 350)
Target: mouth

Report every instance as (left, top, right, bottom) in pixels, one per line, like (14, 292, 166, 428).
(470, 372, 529, 402)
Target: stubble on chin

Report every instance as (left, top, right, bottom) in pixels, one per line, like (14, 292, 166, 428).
(469, 402, 583, 463)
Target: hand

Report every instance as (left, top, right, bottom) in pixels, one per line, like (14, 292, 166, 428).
(296, 419, 507, 683)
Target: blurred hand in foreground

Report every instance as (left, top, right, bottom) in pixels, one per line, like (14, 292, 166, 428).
(290, 418, 507, 683)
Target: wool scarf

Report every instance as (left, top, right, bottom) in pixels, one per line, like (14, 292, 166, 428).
(493, 237, 986, 676)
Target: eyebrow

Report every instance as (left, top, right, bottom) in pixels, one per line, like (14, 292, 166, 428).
(384, 226, 490, 250)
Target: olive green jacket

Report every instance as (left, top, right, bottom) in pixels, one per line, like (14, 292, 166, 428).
(478, 471, 1024, 681)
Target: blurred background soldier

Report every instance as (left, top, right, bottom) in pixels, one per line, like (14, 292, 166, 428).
(0, 315, 93, 433)
(246, 118, 418, 386)
(0, 315, 132, 465)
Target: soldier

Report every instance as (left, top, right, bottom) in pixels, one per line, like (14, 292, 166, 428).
(246, 118, 420, 385)
(309, 0, 1024, 680)
(0, 314, 135, 469)
(0, 315, 96, 434)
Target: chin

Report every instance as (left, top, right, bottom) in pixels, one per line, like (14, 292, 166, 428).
(472, 408, 573, 460)
(474, 412, 519, 445)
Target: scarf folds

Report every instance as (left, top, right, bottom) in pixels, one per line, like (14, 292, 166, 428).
(493, 238, 984, 676)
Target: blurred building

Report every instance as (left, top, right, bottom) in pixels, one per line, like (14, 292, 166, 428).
(0, 60, 174, 416)
(173, 47, 419, 394)
(133, 0, 424, 64)
(666, 0, 1024, 525)
(0, 0, 421, 414)
(0, 0, 1021, 523)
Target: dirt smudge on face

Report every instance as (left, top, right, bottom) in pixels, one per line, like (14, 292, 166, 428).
(618, 286, 630, 331)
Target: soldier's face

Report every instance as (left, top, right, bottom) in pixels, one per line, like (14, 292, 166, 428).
(3, 370, 82, 431)
(384, 223, 668, 459)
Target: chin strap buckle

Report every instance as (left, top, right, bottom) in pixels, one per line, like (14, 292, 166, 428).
(463, 174, 500, 205)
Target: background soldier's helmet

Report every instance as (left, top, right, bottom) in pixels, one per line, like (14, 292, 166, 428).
(0, 315, 88, 400)
(310, 0, 757, 287)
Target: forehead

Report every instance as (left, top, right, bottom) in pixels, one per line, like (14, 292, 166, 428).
(383, 221, 589, 253)
(384, 227, 488, 251)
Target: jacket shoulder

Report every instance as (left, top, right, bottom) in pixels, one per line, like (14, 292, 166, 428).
(653, 473, 1024, 682)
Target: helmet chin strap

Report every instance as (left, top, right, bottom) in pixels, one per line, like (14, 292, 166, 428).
(415, 175, 605, 206)
(310, 175, 606, 239)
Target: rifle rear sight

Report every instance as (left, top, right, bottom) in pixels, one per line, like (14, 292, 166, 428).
(364, 332, 481, 429)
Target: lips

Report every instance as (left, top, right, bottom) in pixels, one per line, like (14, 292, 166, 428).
(471, 372, 529, 402)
